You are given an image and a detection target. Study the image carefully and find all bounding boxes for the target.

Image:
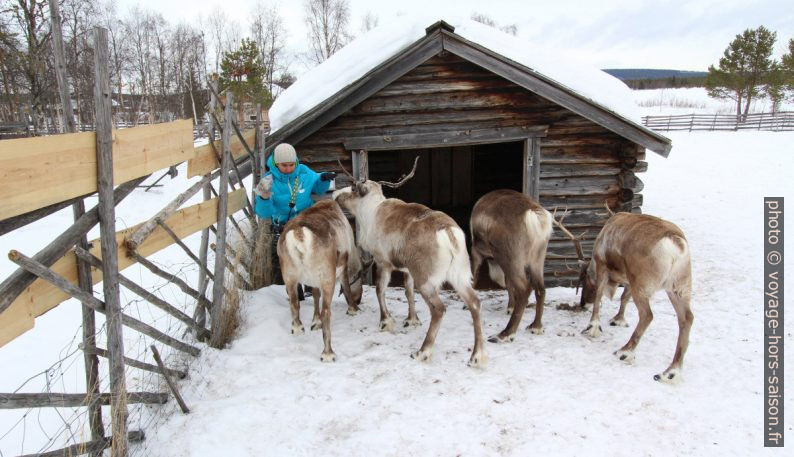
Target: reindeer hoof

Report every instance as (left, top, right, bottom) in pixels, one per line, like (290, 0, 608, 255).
(379, 317, 395, 332)
(610, 318, 629, 327)
(320, 352, 336, 363)
(410, 349, 432, 362)
(461, 304, 469, 311)
(506, 307, 513, 315)
(614, 350, 635, 363)
(346, 306, 360, 316)
(582, 323, 602, 338)
(526, 324, 544, 335)
(291, 324, 305, 335)
(310, 320, 322, 332)
(403, 317, 421, 328)
(654, 368, 681, 383)
(488, 333, 515, 344)
(468, 350, 488, 368)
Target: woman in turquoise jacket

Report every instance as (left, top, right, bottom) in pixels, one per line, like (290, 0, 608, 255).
(254, 144, 334, 224)
(254, 143, 335, 299)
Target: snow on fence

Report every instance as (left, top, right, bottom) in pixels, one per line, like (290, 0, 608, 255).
(0, 25, 267, 457)
(642, 111, 794, 132)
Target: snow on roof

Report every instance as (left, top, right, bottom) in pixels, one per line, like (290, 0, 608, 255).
(269, 14, 643, 134)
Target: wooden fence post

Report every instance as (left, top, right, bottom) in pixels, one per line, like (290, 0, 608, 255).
(209, 91, 233, 348)
(196, 76, 218, 332)
(93, 26, 128, 456)
(49, 3, 105, 453)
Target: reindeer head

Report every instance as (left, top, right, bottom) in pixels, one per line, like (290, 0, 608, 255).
(553, 208, 597, 306)
(332, 156, 420, 216)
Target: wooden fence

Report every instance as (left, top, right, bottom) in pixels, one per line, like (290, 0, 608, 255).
(0, 21, 267, 457)
(642, 111, 794, 132)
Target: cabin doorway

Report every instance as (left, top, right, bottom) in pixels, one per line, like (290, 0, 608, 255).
(367, 141, 524, 287)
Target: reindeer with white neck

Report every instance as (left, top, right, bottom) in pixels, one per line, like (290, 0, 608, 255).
(333, 157, 487, 367)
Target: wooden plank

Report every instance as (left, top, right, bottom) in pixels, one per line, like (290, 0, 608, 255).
(0, 392, 168, 409)
(0, 189, 246, 348)
(187, 127, 256, 178)
(0, 119, 195, 220)
(343, 126, 547, 151)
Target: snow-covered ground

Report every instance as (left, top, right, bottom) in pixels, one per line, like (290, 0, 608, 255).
(635, 87, 794, 115)
(2, 94, 793, 456)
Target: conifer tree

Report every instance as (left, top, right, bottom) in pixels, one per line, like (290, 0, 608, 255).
(705, 26, 776, 118)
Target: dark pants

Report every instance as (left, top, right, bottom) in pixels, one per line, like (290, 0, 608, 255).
(271, 222, 305, 301)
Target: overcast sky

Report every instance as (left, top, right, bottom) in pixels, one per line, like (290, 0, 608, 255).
(128, 0, 793, 72)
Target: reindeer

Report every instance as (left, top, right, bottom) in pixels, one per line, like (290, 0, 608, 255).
(561, 210, 693, 382)
(333, 158, 487, 367)
(470, 189, 552, 343)
(276, 199, 364, 362)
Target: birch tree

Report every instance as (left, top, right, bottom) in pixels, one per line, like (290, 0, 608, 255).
(304, 0, 351, 64)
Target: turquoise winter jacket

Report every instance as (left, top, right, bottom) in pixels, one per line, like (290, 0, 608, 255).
(254, 155, 331, 224)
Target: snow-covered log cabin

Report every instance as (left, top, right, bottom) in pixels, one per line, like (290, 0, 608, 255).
(264, 18, 672, 287)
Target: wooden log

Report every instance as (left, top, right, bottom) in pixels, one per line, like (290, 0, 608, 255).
(0, 196, 92, 236)
(343, 125, 547, 151)
(125, 168, 223, 254)
(151, 345, 190, 414)
(17, 431, 145, 457)
(0, 120, 194, 220)
(156, 220, 215, 281)
(8, 249, 201, 357)
(49, 0, 76, 134)
(93, 28, 129, 457)
(128, 251, 215, 321)
(0, 188, 246, 350)
(73, 247, 210, 340)
(0, 176, 146, 317)
(82, 345, 187, 379)
(0, 392, 168, 409)
(209, 92, 234, 348)
(539, 175, 620, 196)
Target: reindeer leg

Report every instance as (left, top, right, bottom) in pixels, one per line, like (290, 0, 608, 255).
(582, 273, 608, 338)
(459, 285, 487, 367)
(310, 287, 322, 331)
(412, 285, 446, 362)
(465, 247, 486, 311)
(614, 292, 653, 364)
(320, 282, 336, 362)
(403, 272, 420, 328)
(526, 268, 545, 335)
(610, 286, 632, 327)
(490, 271, 528, 343)
(340, 254, 360, 315)
(655, 288, 693, 382)
(286, 279, 304, 335)
(376, 264, 395, 332)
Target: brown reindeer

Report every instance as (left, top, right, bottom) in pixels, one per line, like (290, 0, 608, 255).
(568, 211, 693, 382)
(333, 158, 487, 367)
(470, 189, 552, 343)
(277, 199, 363, 362)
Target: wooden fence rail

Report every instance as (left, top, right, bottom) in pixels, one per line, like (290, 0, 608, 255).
(642, 111, 794, 132)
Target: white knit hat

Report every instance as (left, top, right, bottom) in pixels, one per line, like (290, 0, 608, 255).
(273, 143, 297, 164)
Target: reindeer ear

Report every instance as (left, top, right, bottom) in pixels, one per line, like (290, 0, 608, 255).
(355, 182, 369, 196)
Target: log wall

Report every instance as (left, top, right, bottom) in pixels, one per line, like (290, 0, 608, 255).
(293, 53, 647, 287)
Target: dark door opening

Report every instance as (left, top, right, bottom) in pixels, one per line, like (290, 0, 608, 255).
(367, 141, 524, 287)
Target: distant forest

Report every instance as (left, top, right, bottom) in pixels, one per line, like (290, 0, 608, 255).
(603, 69, 708, 90)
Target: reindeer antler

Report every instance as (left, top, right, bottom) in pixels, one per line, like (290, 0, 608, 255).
(336, 159, 357, 182)
(378, 156, 420, 188)
(552, 207, 586, 262)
